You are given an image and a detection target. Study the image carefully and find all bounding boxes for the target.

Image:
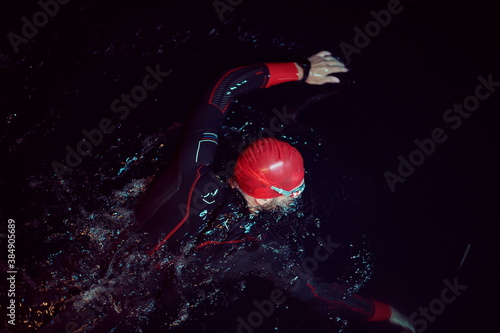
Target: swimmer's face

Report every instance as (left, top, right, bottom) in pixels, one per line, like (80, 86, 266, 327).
(254, 193, 301, 213)
(261, 195, 295, 209)
(230, 177, 303, 213)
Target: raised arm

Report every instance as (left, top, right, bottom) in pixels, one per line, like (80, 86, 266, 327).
(135, 51, 347, 241)
(135, 61, 301, 226)
(179, 50, 348, 173)
(178, 63, 295, 173)
(189, 234, 415, 332)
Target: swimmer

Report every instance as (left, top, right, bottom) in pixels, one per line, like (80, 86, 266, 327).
(135, 51, 416, 332)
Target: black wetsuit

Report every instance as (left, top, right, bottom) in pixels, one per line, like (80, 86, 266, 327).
(134, 62, 392, 324)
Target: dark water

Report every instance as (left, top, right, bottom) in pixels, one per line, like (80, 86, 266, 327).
(1, 0, 499, 332)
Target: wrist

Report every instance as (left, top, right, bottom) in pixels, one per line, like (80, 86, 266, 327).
(294, 63, 304, 80)
(294, 58, 311, 82)
(263, 62, 302, 87)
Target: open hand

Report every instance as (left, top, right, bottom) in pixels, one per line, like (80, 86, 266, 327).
(299, 50, 348, 85)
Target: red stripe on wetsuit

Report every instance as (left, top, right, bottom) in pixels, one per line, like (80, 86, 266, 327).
(149, 165, 205, 256)
(196, 237, 258, 250)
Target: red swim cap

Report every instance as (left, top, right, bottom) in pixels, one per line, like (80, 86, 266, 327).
(234, 137, 305, 199)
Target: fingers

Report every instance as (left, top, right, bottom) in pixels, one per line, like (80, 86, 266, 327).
(307, 74, 340, 85)
(304, 50, 348, 85)
(312, 55, 347, 71)
(323, 55, 340, 62)
(327, 76, 340, 84)
(310, 51, 343, 64)
(315, 50, 332, 58)
(325, 61, 349, 73)
(310, 61, 348, 78)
